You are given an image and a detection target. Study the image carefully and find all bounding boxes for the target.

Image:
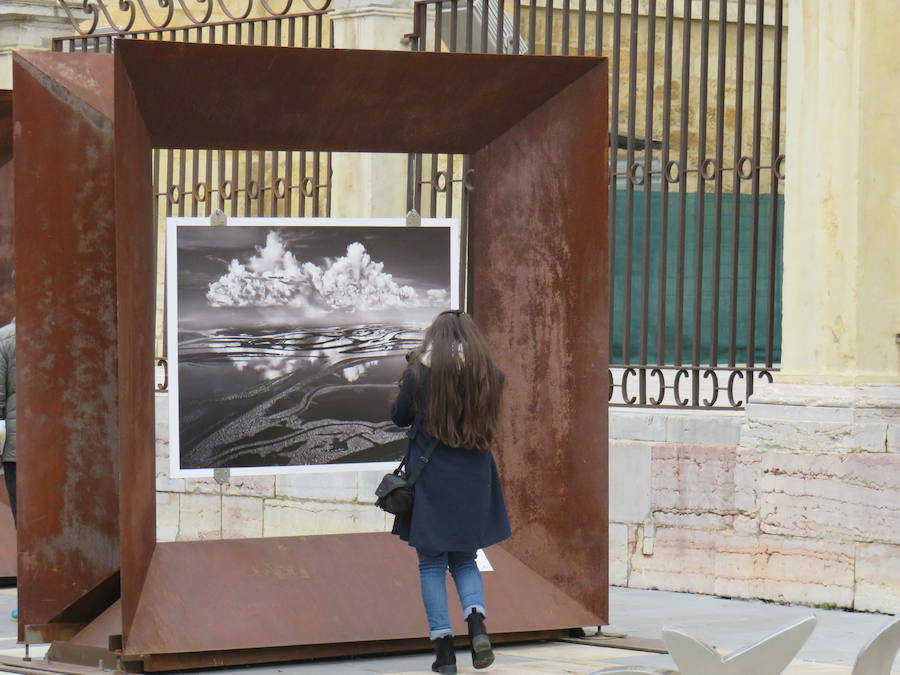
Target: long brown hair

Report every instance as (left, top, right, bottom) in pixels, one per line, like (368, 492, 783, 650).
(410, 310, 504, 451)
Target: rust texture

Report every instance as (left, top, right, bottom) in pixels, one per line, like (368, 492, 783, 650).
(472, 66, 610, 618)
(113, 47, 156, 641)
(115, 41, 599, 154)
(12, 52, 119, 642)
(138, 632, 564, 672)
(138, 632, 565, 672)
(124, 533, 597, 658)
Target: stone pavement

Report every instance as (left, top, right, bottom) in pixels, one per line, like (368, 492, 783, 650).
(0, 585, 897, 674)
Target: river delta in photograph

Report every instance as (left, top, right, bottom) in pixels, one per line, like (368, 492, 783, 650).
(172, 224, 451, 470)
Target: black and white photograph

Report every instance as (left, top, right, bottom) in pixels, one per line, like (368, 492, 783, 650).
(166, 218, 458, 476)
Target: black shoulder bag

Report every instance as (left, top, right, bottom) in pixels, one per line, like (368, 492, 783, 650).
(374, 437, 439, 516)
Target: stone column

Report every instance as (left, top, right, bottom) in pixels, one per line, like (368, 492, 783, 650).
(744, 0, 900, 452)
(0, 0, 79, 89)
(328, 0, 414, 217)
(780, 0, 900, 387)
(734, 0, 900, 614)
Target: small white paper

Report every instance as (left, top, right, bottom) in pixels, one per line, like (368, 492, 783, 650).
(475, 549, 493, 572)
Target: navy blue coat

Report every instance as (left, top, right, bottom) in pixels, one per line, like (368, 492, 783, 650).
(390, 364, 511, 553)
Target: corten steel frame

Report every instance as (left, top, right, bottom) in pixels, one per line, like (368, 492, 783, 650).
(12, 53, 120, 644)
(15, 41, 608, 670)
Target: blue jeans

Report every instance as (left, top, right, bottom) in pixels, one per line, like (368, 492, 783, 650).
(417, 549, 486, 640)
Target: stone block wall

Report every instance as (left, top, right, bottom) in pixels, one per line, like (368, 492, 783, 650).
(609, 386, 900, 614)
(156, 385, 900, 614)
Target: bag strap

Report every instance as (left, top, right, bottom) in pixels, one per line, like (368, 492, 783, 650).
(405, 436, 439, 486)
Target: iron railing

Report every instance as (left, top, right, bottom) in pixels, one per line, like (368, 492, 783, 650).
(407, 0, 785, 409)
(53, 0, 785, 410)
(56, 0, 332, 37)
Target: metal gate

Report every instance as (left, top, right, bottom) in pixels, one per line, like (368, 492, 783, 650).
(406, 0, 785, 409)
(52, 0, 785, 410)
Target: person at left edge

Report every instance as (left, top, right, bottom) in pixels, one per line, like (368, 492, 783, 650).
(0, 318, 16, 622)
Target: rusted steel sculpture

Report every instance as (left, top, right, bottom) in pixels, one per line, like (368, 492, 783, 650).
(13, 52, 120, 644)
(14, 42, 608, 670)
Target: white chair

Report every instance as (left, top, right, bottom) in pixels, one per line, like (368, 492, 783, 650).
(661, 616, 816, 675)
(851, 617, 900, 675)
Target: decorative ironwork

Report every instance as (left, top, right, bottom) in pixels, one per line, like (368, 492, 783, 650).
(608, 364, 774, 409)
(152, 148, 331, 221)
(56, 0, 332, 36)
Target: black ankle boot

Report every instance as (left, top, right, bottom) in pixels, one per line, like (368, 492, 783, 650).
(466, 609, 495, 669)
(431, 635, 457, 674)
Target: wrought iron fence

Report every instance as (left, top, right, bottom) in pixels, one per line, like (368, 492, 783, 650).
(52, 0, 784, 410)
(407, 0, 785, 409)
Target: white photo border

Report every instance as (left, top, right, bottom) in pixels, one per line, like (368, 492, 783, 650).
(166, 217, 461, 478)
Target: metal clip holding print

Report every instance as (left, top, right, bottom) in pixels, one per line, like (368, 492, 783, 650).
(13, 42, 609, 670)
(210, 208, 227, 227)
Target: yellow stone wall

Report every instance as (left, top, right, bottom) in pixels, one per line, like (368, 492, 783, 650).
(780, 0, 900, 384)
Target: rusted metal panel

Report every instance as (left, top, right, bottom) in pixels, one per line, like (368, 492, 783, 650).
(124, 533, 597, 657)
(114, 41, 600, 155)
(138, 630, 567, 672)
(472, 65, 609, 619)
(67, 598, 121, 649)
(112, 48, 155, 642)
(12, 52, 119, 642)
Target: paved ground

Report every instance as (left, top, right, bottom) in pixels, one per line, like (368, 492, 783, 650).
(606, 587, 900, 668)
(0, 585, 897, 674)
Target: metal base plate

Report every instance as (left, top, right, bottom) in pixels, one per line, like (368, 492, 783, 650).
(118, 533, 599, 669)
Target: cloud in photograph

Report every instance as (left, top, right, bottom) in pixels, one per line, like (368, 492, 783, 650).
(206, 231, 447, 316)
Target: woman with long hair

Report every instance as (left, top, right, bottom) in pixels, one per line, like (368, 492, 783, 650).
(390, 310, 511, 674)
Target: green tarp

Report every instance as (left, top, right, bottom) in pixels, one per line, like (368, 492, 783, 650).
(609, 190, 783, 367)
